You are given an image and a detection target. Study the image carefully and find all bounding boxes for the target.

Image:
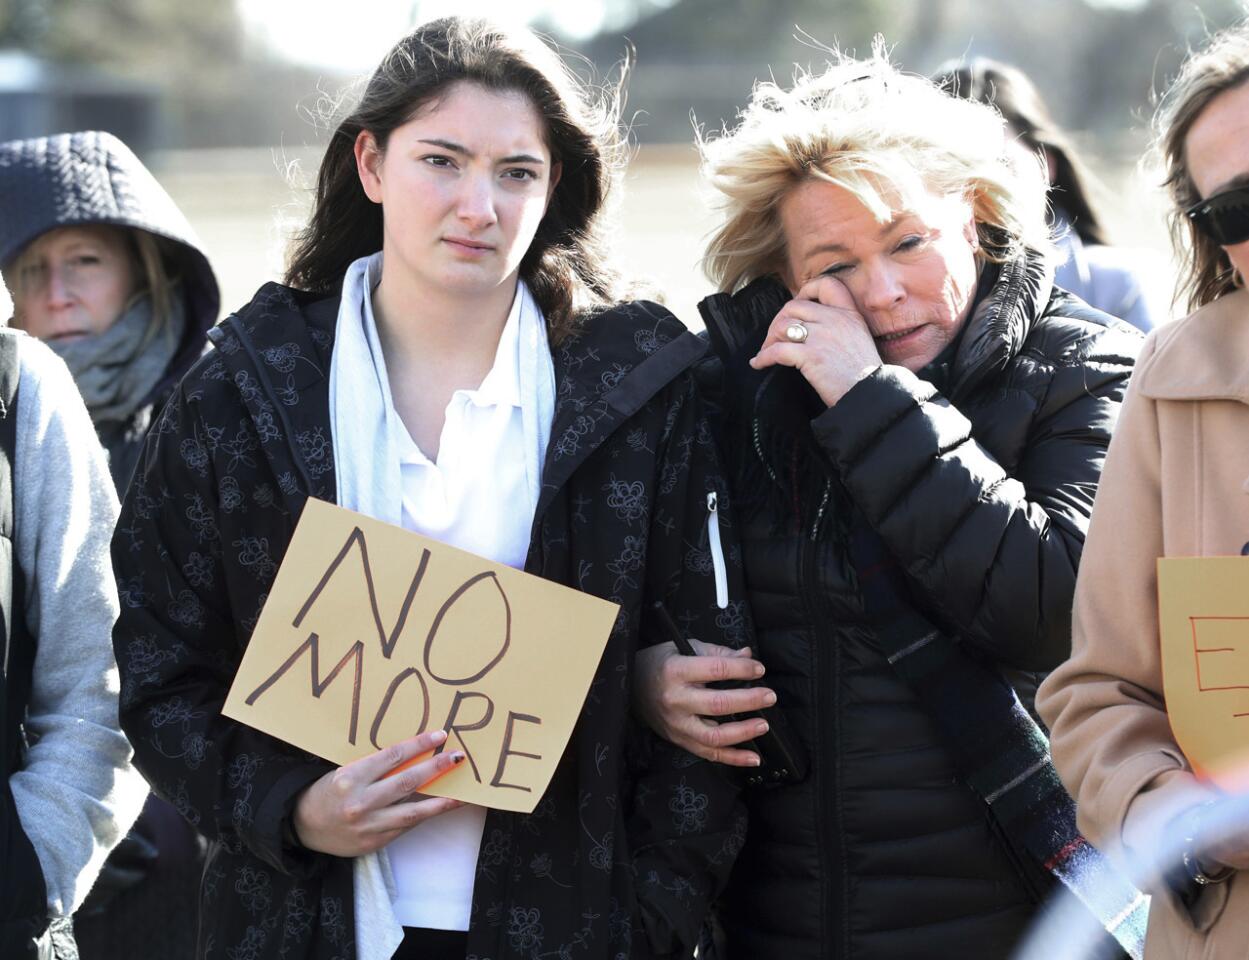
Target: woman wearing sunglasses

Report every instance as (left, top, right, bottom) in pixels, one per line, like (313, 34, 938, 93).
(1038, 22, 1249, 959)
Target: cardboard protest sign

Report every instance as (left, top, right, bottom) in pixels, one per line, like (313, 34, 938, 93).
(223, 498, 619, 813)
(1159, 557, 1249, 790)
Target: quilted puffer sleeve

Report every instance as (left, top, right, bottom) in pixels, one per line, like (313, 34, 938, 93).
(811, 324, 1137, 671)
(112, 376, 331, 876)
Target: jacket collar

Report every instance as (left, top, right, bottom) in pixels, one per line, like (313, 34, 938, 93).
(948, 250, 1053, 400)
(208, 287, 706, 520)
(699, 276, 789, 363)
(536, 305, 707, 519)
(1137, 287, 1249, 403)
(207, 283, 339, 515)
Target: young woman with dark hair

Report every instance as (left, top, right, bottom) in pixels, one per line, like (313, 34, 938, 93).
(284, 18, 621, 339)
(111, 17, 746, 960)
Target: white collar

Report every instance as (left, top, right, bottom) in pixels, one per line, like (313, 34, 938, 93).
(330, 251, 556, 530)
(465, 282, 524, 411)
(361, 260, 524, 413)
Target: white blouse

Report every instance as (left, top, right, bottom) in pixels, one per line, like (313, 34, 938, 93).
(384, 287, 534, 930)
(330, 254, 553, 952)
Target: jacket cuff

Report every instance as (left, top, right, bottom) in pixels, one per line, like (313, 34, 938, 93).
(1184, 877, 1234, 933)
(1116, 764, 1229, 932)
(809, 365, 920, 467)
(251, 761, 333, 878)
(1119, 765, 1216, 858)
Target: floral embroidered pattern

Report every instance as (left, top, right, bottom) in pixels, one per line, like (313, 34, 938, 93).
(113, 293, 747, 959)
(669, 779, 710, 835)
(603, 476, 647, 523)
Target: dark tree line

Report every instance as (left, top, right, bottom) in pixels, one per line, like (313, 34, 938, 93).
(564, 0, 1249, 142)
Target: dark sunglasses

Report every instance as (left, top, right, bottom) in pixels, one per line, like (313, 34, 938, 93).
(1186, 185, 1249, 246)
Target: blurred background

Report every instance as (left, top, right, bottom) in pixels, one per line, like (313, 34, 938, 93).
(2, 0, 1246, 325)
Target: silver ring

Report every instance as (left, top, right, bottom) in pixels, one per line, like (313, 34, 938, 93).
(785, 322, 809, 344)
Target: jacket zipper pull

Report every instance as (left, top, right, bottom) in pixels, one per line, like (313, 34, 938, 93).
(707, 490, 729, 609)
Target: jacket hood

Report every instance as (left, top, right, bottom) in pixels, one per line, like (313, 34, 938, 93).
(0, 130, 220, 389)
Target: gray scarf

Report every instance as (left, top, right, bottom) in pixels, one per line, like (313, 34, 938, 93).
(49, 291, 185, 425)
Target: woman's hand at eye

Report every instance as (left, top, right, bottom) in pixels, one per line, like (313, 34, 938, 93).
(291, 729, 466, 857)
(750, 275, 882, 407)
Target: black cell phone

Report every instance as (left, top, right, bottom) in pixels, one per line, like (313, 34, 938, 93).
(649, 601, 808, 787)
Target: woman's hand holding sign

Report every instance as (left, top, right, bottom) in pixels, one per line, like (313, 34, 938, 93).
(293, 729, 465, 857)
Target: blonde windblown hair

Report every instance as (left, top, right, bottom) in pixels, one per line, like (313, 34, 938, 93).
(6, 225, 179, 343)
(700, 42, 1055, 293)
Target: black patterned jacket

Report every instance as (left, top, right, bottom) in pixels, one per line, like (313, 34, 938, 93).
(111, 283, 748, 960)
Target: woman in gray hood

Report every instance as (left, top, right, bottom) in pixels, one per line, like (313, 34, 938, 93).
(0, 129, 219, 491)
(0, 129, 219, 960)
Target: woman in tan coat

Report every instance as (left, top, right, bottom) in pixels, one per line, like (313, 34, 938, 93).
(1038, 23, 1249, 959)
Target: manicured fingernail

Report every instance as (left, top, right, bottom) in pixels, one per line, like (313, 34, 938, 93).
(451, 752, 466, 764)
(754, 720, 770, 736)
(430, 730, 448, 745)
(763, 691, 777, 706)
(747, 754, 762, 767)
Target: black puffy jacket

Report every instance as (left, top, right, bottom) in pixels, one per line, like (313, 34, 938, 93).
(698, 255, 1141, 960)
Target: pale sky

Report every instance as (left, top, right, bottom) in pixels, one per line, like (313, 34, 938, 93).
(237, 0, 611, 73)
(238, 0, 1151, 74)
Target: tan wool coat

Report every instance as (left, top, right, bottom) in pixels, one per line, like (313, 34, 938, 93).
(1039, 287, 1249, 960)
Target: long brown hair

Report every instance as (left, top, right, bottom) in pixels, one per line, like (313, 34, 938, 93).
(285, 17, 628, 342)
(1154, 23, 1249, 312)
